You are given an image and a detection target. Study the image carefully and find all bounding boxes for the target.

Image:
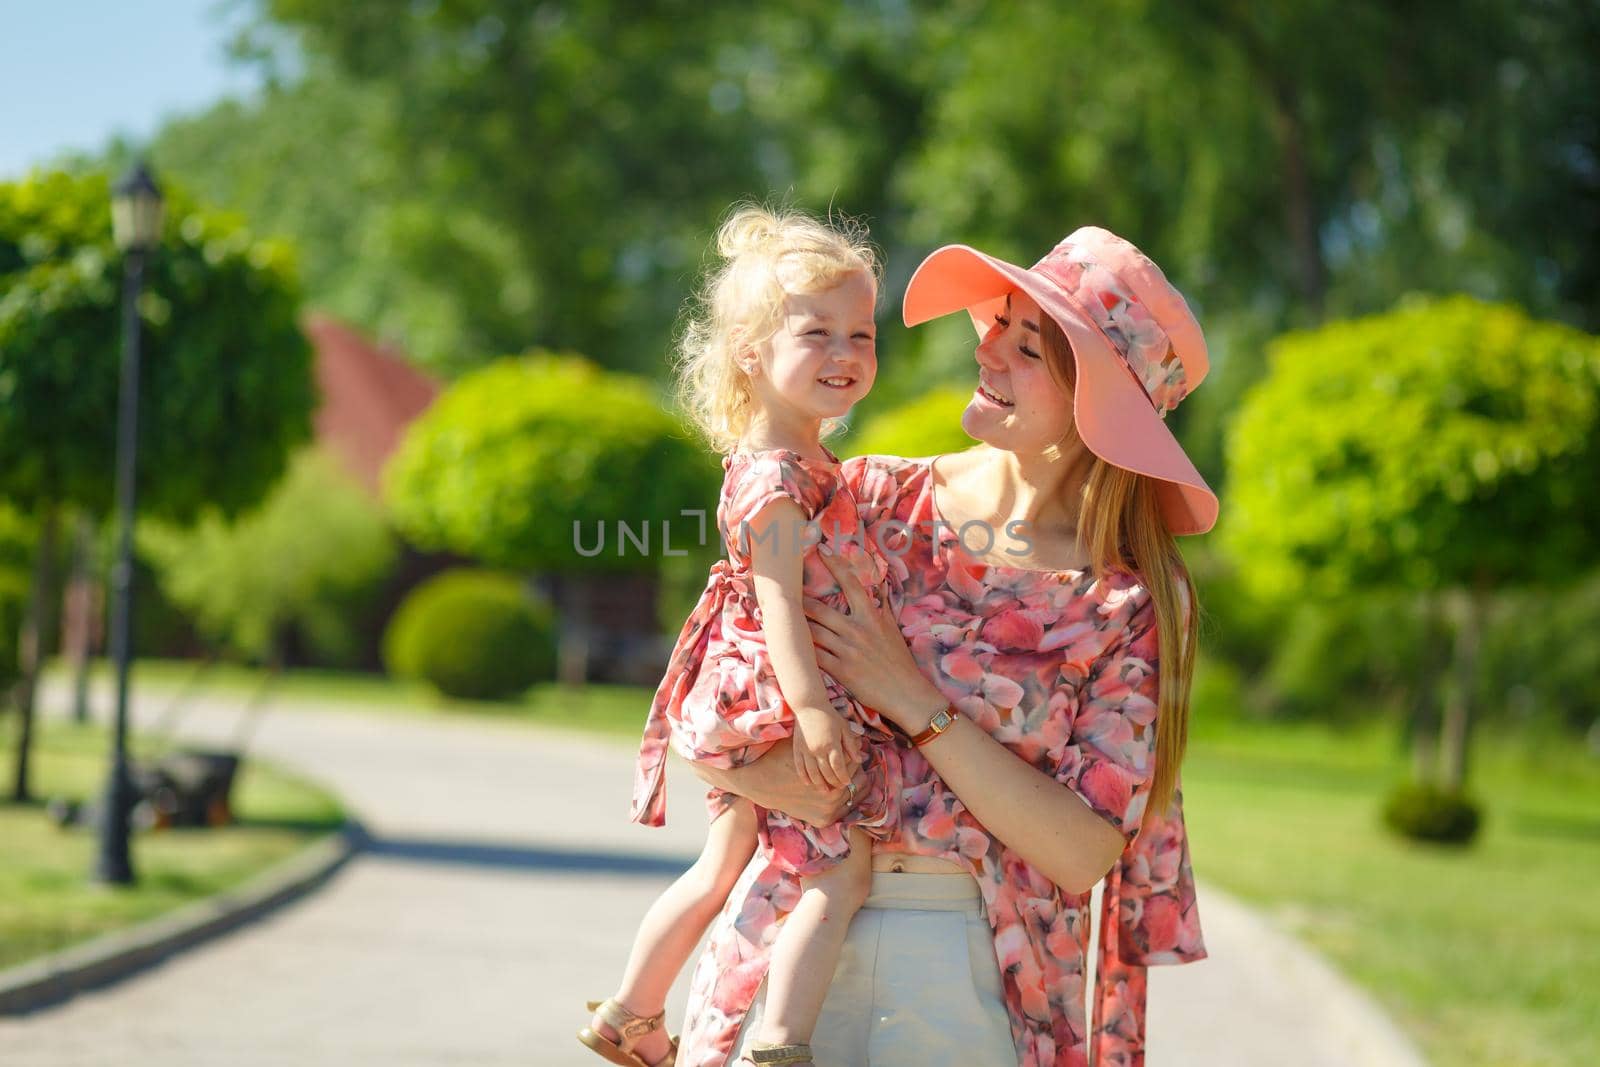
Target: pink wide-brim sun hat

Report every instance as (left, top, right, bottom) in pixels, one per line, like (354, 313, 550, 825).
(902, 225, 1219, 536)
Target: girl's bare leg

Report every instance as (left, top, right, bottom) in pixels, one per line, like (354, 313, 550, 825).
(754, 826, 874, 1047)
(592, 796, 759, 1064)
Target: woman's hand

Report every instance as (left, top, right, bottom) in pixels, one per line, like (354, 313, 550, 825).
(684, 736, 867, 827)
(804, 546, 949, 734)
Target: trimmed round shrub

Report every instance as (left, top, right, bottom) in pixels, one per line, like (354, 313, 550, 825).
(383, 569, 555, 701)
(384, 352, 718, 576)
(1381, 781, 1483, 845)
(1222, 296, 1600, 602)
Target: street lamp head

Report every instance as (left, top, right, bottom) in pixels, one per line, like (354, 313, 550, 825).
(111, 162, 165, 252)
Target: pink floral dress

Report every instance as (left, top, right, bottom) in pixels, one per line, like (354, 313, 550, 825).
(672, 454, 1207, 1067)
(630, 446, 903, 875)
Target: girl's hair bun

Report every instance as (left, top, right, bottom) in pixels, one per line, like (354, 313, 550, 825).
(717, 208, 787, 258)
(672, 203, 880, 454)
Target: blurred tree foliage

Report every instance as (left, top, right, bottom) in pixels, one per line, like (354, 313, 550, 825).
(72, 0, 1600, 740)
(1228, 565, 1600, 745)
(0, 504, 32, 692)
(0, 171, 314, 522)
(843, 385, 977, 460)
(385, 352, 717, 681)
(150, 60, 537, 380)
(1221, 296, 1600, 791)
(1479, 567, 1600, 738)
(139, 2, 1596, 434)
(138, 449, 398, 667)
(0, 169, 314, 801)
(1225, 297, 1600, 600)
(385, 352, 716, 571)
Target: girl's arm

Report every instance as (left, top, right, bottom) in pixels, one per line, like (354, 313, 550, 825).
(745, 496, 863, 790)
(686, 737, 862, 826)
(803, 548, 1130, 895)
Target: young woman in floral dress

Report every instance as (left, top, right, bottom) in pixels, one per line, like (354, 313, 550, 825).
(675, 226, 1215, 1067)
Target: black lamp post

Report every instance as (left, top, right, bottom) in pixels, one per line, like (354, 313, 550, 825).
(95, 162, 164, 886)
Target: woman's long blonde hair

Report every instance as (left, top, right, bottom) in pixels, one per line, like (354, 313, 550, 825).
(674, 205, 879, 454)
(1039, 314, 1199, 833)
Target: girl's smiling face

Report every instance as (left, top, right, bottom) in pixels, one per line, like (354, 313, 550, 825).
(746, 269, 878, 424)
(962, 288, 1075, 453)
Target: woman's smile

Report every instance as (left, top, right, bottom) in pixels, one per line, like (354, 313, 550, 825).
(959, 289, 1073, 451)
(975, 378, 1014, 408)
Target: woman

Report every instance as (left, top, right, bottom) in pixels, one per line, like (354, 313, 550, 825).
(674, 226, 1214, 1067)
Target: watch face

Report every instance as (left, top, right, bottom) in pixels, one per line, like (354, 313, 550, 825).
(932, 709, 952, 729)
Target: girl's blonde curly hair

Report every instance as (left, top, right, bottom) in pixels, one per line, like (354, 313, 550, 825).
(674, 205, 880, 454)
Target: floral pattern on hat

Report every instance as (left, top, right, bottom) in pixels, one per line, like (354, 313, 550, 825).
(1035, 243, 1190, 418)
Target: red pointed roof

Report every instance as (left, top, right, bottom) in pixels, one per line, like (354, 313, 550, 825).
(303, 313, 440, 497)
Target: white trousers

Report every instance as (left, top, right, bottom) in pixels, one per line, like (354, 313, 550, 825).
(731, 870, 1017, 1066)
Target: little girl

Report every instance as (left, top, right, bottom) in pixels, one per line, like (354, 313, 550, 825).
(577, 206, 902, 1067)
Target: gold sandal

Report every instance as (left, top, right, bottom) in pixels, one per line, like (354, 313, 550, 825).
(577, 998, 679, 1067)
(742, 1042, 813, 1065)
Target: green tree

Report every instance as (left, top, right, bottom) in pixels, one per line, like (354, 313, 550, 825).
(149, 2, 975, 379)
(1221, 296, 1600, 812)
(0, 504, 33, 698)
(895, 0, 1600, 493)
(900, 0, 1598, 328)
(385, 352, 717, 681)
(130, 1, 1597, 413)
(148, 61, 536, 378)
(231, 0, 778, 375)
(114, 0, 1599, 512)
(138, 449, 398, 667)
(0, 170, 314, 803)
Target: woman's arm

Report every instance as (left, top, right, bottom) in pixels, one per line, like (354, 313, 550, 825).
(804, 547, 1128, 895)
(684, 736, 864, 826)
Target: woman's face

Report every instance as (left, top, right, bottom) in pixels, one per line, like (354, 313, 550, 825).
(961, 288, 1074, 453)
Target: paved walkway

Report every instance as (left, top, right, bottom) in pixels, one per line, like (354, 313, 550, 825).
(2, 679, 1429, 1066)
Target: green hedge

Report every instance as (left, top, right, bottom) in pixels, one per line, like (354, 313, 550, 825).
(383, 569, 555, 701)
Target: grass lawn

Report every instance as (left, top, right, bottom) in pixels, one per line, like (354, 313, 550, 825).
(0, 714, 345, 972)
(1181, 706, 1600, 1067)
(44, 657, 1600, 1066)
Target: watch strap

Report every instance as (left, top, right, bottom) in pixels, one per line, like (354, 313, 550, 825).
(908, 704, 959, 747)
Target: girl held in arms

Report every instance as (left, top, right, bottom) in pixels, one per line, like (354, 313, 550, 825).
(579, 205, 900, 1067)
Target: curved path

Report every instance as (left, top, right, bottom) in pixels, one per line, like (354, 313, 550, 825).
(2, 679, 1428, 1066)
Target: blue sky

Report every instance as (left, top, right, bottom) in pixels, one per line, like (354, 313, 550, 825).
(2, 1, 262, 178)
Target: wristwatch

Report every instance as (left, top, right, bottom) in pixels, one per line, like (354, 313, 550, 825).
(907, 704, 960, 747)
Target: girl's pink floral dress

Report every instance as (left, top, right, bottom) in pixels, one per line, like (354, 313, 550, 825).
(630, 446, 903, 875)
(672, 454, 1207, 1067)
